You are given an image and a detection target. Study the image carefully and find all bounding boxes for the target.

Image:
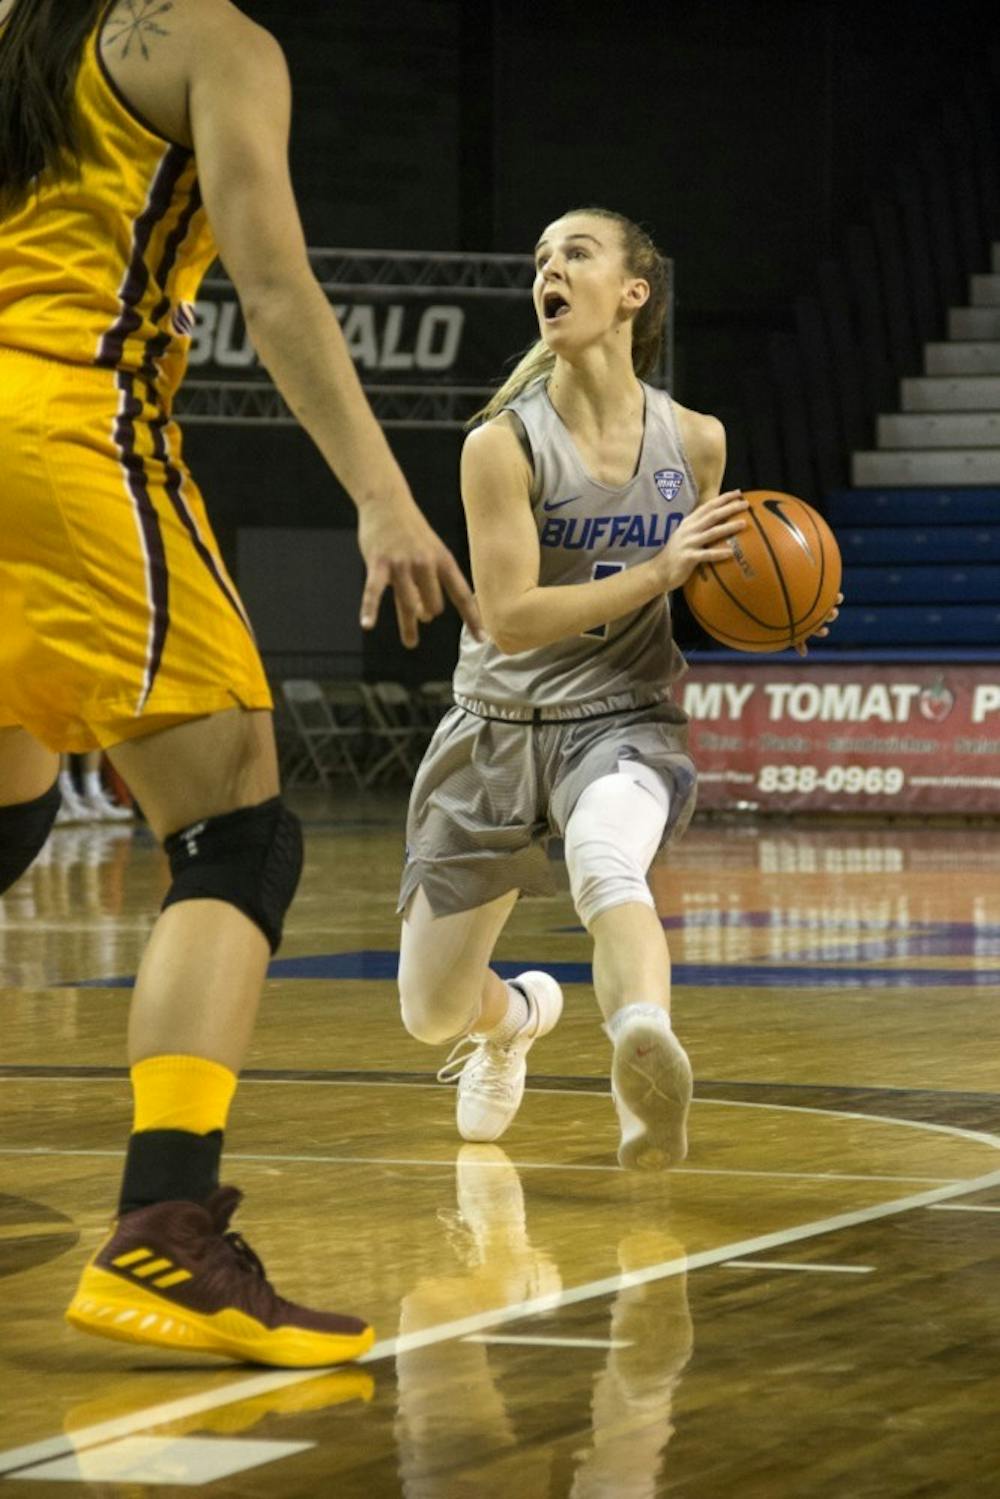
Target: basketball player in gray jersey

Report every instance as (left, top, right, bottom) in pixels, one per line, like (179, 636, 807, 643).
(397, 207, 832, 1169)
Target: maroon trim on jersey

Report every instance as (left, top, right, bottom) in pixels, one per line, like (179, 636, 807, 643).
(145, 385, 254, 636)
(113, 372, 170, 713)
(96, 144, 190, 371)
(140, 181, 205, 381)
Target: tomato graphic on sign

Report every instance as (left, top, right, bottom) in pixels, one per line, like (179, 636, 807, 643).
(918, 677, 955, 722)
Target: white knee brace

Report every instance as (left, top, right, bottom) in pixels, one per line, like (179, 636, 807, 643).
(563, 762, 670, 930)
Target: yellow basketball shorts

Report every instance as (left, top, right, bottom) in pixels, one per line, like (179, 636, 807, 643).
(0, 349, 271, 753)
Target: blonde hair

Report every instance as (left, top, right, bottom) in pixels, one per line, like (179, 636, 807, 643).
(468, 207, 669, 428)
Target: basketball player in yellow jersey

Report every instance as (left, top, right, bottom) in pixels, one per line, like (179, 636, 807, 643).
(0, 0, 481, 1367)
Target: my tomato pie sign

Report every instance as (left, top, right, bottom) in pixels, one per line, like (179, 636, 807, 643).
(682, 665, 1000, 812)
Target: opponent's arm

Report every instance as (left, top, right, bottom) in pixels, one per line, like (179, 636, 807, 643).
(463, 419, 746, 654)
(186, 5, 479, 645)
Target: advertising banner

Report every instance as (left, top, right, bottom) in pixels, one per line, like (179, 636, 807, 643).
(178, 250, 673, 427)
(681, 663, 1000, 813)
(185, 279, 538, 388)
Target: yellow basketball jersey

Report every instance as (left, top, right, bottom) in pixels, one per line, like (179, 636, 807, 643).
(0, 5, 216, 402)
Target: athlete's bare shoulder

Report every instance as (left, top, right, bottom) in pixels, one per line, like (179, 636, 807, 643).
(461, 412, 534, 510)
(101, 0, 271, 61)
(464, 411, 532, 473)
(671, 399, 725, 461)
(99, 0, 282, 149)
(101, 0, 176, 64)
(671, 399, 726, 500)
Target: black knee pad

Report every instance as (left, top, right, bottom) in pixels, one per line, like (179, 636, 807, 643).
(0, 783, 60, 895)
(161, 797, 303, 953)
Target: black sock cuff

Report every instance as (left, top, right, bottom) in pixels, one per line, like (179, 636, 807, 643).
(118, 1129, 224, 1216)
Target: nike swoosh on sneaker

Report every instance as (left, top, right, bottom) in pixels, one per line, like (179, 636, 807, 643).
(542, 495, 580, 512)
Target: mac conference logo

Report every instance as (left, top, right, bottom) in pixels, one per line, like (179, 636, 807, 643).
(654, 469, 684, 502)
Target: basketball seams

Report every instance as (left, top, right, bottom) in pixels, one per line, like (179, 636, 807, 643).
(683, 490, 841, 652)
(699, 556, 789, 633)
(792, 502, 842, 638)
(684, 593, 785, 650)
(747, 508, 797, 651)
(790, 503, 827, 631)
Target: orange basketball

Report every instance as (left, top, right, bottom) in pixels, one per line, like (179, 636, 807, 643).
(683, 489, 842, 653)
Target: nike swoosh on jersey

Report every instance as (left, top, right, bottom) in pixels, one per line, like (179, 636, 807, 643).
(542, 495, 581, 512)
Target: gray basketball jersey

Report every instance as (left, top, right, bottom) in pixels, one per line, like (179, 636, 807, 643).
(453, 379, 698, 716)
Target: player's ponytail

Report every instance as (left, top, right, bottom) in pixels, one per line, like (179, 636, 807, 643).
(468, 207, 670, 428)
(469, 340, 556, 428)
(0, 0, 103, 217)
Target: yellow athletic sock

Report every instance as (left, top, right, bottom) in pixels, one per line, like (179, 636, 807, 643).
(131, 1054, 237, 1136)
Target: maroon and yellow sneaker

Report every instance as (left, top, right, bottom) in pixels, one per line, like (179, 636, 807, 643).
(65, 1187, 374, 1367)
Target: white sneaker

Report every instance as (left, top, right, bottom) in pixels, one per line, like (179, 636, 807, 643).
(438, 971, 563, 1143)
(82, 789, 134, 822)
(609, 1005, 692, 1171)
(55, 786, 89, 825)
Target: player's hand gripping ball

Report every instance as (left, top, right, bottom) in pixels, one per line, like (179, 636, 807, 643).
(683, 489, 842, 653)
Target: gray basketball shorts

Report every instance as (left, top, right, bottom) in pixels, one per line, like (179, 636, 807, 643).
(399, 700, 698, 917)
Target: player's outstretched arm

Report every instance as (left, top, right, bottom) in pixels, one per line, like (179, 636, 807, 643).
(187, 4, 480, 645)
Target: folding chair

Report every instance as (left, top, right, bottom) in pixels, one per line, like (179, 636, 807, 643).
(281, 679, 367, 790)
(416, 679, 454, 733)
(360, 681, 424, 785)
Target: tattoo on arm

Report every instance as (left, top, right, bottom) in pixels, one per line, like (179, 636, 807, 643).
(105, 0, 173, 62)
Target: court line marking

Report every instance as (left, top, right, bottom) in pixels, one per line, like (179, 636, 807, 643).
(722, 1259, 874, 1274)
(6, 1080, 997, 1183)
(708, 1096, 1000, 1155)
(0, 1148, 960, 1188)
(5, 908, 1000, 937)
(17, 1434, 315, 1486)
(0, 922, 154, 933)
(7, 1071, 1000, 1108)
(3, 1162, 1000, 1479)
(463, 1335, 631, 1349)
(0, 1223, 77, 1244)
(7, 1073, 999, 1156)
(0, 1076, 450, 1088)
(927, 1202, 1000, 1213)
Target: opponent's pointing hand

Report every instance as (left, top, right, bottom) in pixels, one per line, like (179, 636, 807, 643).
(357, 497, 484, 649)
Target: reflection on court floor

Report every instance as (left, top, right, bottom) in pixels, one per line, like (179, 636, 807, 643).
(1, 801, 999, 1493)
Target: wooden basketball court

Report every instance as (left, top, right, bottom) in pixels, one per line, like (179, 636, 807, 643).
(2, 796, 999, 1493)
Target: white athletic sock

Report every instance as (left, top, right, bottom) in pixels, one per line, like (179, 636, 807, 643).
(604, 1002, 672, 1043)
(482, 982, 531, 1044)
(83, 770, 103, 799)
